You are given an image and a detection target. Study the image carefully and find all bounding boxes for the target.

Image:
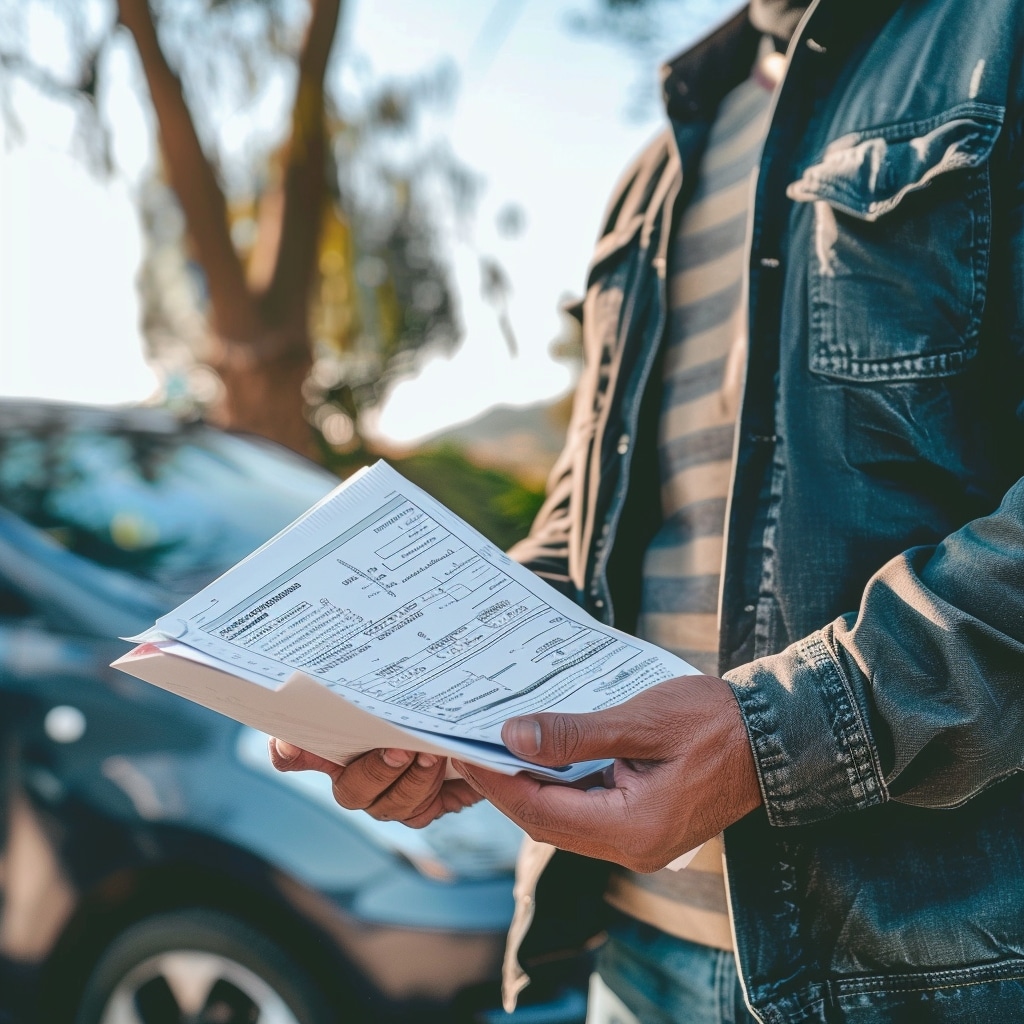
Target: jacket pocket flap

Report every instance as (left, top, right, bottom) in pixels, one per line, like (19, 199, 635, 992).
(786, 102, 1004, 222)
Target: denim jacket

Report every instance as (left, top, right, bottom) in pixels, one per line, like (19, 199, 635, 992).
(506, 1, 1024, 1020)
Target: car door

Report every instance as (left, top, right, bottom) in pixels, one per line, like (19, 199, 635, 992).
(0, 558, 96, 1021)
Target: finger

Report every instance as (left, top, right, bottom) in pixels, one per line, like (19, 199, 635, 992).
(365, 753, 446, 822)
(269, 738, 345, 776)
(453, 760, 509, 797)
(453, 763, 625, 859)
(454, 762, 677, 871)
(500, 674, 719, 767)
(455, 760, 626, 835)
(331, 748, 417, 810)
(402, 781, 483, 829)
(401, 798, 448, 829)
(439, 779, 485, 813)
(500, 705, 660, 768)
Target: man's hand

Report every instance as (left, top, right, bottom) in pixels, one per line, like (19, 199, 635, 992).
(268, 742, 482, 828)
(453, 675, 762, 872)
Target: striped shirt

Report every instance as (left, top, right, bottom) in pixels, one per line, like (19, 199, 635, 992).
(606, 43, 784, 953)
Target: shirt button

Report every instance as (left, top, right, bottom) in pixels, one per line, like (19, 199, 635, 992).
(744, 604, 756, 613)
(594, 599, 605, 609)
(616, 434, 630, 455)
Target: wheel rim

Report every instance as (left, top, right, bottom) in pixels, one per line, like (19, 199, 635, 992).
(98, 949, 304, 1024)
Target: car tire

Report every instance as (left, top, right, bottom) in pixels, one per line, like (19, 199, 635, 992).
(73, 907, 338, 1024)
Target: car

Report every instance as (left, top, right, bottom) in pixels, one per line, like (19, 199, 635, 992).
(0, 399, 587, 1024)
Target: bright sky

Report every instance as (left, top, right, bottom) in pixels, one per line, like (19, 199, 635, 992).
(0, 0, 728, 443)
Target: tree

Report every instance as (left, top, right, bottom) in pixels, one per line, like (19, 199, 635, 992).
(2, 0, 468, 460)
(113, 0, 332, 457)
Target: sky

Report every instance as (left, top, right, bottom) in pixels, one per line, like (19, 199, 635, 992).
(0, 0, 728, 444)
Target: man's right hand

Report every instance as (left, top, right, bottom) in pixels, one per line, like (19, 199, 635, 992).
(268, 741, 483, 828)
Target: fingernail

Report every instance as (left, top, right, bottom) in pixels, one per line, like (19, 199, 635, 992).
(382, 748, 412, 768)
(506, 719, 542, 756)
(416, 753, 438, 768)
(274, 739, 300, 763)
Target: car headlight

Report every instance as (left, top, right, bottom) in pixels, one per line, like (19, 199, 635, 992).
(235, 728, 524, 881)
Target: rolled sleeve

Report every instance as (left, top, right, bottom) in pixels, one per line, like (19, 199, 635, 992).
(726, 475, 1024, 828)
(725, 628, 887, 827)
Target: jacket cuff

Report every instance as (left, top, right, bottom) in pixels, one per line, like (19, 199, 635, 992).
(724, 626, 888, 827)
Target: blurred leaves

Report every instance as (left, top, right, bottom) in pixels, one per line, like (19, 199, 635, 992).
(301, 64, 476, 447)
(567, 0, 673, 52)
(0, 1, 113, 172)
(479, 256, 516, 358)
(495, 202, 526, 239)
(566, 0, 727, 117)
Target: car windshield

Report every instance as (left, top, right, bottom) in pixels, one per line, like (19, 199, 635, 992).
(0, 419, 337, 596)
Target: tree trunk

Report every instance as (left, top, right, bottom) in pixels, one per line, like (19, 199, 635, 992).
(209, 331, 317, 455)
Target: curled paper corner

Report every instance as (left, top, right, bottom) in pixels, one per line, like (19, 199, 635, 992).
(111, 642, 164, 667)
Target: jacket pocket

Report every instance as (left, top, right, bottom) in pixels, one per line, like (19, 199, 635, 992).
(787, 102, 1003, 382)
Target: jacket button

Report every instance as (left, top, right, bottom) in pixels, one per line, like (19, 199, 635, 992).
(616, 434, 630, 455)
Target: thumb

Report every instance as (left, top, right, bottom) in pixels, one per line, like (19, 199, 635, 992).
(501, 674, 720, 766)
(501, 703, 665, 767)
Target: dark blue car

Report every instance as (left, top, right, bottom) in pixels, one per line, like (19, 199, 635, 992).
(0, 400, 586, 1024)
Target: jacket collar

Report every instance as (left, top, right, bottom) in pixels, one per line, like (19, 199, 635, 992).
(661, 0, 905, 124)
(660, 6, 762, 124)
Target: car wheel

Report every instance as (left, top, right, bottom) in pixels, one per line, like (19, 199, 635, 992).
(74, 908, 337, 1024)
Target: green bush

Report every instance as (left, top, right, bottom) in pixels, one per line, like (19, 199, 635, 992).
(325, 442, 545, 552)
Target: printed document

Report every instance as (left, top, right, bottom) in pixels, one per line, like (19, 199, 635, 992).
(118, 461, 699, 779)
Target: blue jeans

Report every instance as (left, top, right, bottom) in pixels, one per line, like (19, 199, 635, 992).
(593, 916, 758, 1024)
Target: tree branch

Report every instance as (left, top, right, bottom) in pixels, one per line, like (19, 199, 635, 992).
(253, 0, 343, 331)
(117, 0, 259, 342)
(0, 51, 86, 104)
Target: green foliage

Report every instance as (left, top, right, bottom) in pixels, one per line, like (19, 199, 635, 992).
(324, 441, 545, 553)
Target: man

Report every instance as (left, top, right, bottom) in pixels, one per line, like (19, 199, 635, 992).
(273, 0, 1024, 1020)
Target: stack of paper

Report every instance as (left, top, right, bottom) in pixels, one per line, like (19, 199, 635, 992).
(115, 461, 698, 781)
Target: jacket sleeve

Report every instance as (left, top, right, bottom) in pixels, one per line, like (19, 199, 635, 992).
(506, 133, 673, 595)
(726, 471, 1024, 828)
(505, 352, 583, 600)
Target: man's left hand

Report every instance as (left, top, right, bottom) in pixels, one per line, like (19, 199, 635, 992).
(453, 675, 762, 872)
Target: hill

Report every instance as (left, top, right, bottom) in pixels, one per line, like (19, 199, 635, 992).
(424, 396, 570, 487)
